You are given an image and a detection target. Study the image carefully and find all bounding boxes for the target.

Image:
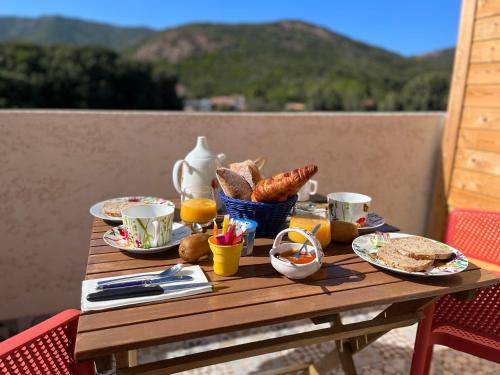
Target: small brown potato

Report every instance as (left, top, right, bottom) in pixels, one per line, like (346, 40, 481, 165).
(179, 233, 211, 263)
(331, 220, 359, 243)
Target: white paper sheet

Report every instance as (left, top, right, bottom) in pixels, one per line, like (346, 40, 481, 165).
(81, 265, 211, 312)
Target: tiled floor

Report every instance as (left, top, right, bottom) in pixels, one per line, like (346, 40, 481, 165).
(2, 308, 498, 374)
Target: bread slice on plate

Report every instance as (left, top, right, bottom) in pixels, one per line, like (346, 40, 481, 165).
(103, 199, 140, 217)
(378, 245, 434, 272)
(387, 236, 454, 260)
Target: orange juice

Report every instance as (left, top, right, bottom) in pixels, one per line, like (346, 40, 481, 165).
(289, 214, 331, 247)
(180, 198, 217, 223)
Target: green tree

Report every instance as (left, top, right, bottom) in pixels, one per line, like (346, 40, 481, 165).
(306, 82, 343, 110)
(0, 43, 182, 109)
(400, 73, 449, 110)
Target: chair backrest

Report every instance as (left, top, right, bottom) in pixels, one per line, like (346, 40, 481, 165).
(0, 310, 81, 375)
(445, 209, 500, 263)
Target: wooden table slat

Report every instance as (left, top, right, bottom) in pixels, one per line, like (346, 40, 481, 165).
(78, 261, 479, 334)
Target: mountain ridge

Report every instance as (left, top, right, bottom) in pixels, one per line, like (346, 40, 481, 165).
(0, 15, 453, 58)
(0, 15, 156, 50)
(0, 15, 454, 110)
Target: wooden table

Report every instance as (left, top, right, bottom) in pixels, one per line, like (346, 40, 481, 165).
(76, 210, 499, 375)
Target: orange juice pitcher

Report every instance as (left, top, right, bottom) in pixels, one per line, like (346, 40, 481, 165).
(289, 210, 331, 247)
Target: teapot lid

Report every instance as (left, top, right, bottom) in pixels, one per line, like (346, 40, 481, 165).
(187, 136, 218, 159)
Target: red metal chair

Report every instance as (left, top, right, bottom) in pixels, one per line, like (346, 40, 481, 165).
(0, 309, 95, 375)
(411, 208, 500, 375)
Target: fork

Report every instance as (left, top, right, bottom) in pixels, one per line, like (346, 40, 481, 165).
(96, 263, 183, 286)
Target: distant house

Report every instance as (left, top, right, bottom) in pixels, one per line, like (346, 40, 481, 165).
(184, 98, 212, 112)
(285, 102, 306, 111)
(210, 95, 246, 111)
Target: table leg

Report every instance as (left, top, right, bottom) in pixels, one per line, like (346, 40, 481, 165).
(116, 350, 138, 369)
(336, 340, 357, 375)
(94, 355, 113, 373)
(308, 347, 339, 375)
(349, 297, 438, 354)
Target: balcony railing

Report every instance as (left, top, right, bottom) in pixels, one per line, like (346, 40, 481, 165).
(0, 110, 444, 320)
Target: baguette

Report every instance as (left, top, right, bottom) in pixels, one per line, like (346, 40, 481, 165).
(378, 246, 434, 272)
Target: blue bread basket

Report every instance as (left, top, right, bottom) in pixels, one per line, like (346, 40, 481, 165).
(219, 191, 297, 237)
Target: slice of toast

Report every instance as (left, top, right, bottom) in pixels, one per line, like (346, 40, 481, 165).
(378, 245, 434, 272)
(388, 236, 454, 260)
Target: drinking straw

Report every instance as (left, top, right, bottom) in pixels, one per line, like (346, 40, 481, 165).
(222, 215, 230, 235)
(216, 234, 226, 245)
(225, 222, 235, 245)
(232, 233, 244, 245)
(213, 219, 219, 236)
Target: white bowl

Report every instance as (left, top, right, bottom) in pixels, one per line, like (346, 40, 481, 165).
(269, 228, 323, 279)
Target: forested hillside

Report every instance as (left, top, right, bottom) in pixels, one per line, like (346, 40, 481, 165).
(0, 16, 454, 110)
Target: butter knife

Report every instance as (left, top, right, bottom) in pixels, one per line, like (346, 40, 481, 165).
(97, 275, 193, 290)
(87, 282, 213, 302)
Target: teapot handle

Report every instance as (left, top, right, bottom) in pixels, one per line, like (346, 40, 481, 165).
(217, 153, 226, 162)
(172, 159, 185, 194)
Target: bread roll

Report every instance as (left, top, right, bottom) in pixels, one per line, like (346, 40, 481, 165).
(230, 160, 263, 189)
(216, 168, 253, 201)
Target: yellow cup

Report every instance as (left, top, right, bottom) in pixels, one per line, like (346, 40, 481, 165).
(208, 236, 243, 276)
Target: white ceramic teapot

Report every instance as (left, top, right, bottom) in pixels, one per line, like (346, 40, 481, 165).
(172, 136, 226, 194)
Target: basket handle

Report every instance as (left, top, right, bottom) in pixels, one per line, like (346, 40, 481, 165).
(273, 227, 322, 261)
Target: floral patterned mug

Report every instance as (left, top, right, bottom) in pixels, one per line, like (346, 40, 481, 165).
(327, 192, 371, 227)
(121, 204, 174, 249)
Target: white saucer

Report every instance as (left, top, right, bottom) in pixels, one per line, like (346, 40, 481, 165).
(103, 223, 191, 254)
(359, 212, 385, 230)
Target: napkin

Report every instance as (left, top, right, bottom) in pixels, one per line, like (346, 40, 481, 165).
(81, 265, 211, 312)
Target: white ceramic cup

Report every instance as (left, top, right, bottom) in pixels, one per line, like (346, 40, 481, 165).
(297, 179, 319, 201)
(327, 192, 371, 226)
(121, 204, 174, 249)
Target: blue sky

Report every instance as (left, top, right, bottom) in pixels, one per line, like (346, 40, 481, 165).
(0, 0, 460, 56)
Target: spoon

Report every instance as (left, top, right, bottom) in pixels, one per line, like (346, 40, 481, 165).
(274, 253, 297, 267)
(97, 263, 183, 286)
(292, 224, 321, 258)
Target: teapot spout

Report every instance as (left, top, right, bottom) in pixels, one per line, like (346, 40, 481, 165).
(196, 136, 208, 149)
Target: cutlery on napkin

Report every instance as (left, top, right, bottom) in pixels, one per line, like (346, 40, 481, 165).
(87, 282, 213, 302)
(97, 275, 193, 289)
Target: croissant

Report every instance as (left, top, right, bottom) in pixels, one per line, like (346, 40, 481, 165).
(251, 164, 318, 202)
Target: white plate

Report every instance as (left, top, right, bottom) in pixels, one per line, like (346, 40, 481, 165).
(103, 222, 191, 254)
(352, 232, 468, 276)
(90, 196, 174, 222)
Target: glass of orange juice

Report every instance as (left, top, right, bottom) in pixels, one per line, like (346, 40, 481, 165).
(180, 186, 217, 229)
(288, 209, 331, 248)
